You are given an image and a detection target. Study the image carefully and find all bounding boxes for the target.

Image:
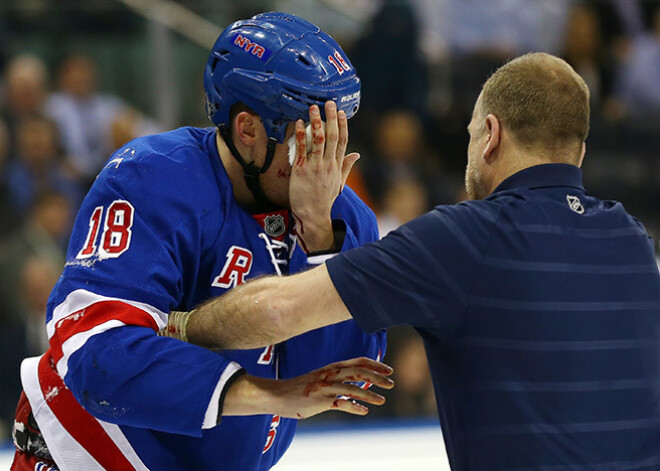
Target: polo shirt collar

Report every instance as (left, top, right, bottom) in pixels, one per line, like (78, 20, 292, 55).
(492, 163, 585, 195)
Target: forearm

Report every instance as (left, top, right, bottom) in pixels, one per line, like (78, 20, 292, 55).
(187, 275, 295, 350)
(185, 265, 352, 351)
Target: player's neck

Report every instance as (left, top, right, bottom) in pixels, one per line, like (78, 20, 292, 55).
(215, 131, 258, 208)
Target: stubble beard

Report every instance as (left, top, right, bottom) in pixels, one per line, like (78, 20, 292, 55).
(465, 160, 487, 201)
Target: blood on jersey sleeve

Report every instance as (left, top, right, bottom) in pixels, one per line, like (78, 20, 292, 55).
(46, 143, 239, 436)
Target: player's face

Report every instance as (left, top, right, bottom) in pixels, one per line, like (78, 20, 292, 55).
(465, 97, 489, 200)
(258, 122, 297, 208)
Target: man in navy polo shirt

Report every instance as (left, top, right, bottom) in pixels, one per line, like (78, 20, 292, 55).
(176, 52, 660, 469)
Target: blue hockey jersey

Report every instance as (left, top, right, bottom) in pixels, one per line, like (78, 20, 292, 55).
(19, 127, 385, 471)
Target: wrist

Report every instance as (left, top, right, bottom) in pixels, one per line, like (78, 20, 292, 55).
(158, 310, 195, 341)
(223, 374, 281, 416)
(292, 213, 334, 253)
(307, 219, 347, 257)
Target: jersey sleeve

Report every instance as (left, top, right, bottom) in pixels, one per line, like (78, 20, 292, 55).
(280, 187, 386, 379)
(46, 142, 242, 436)
(326, 202, 502, 338)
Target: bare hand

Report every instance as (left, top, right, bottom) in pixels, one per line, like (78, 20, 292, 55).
(223, 357, 394, 419)
(289, 101, 360, 252)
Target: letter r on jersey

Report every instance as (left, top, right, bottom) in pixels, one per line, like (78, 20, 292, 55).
(212, 246, 253, 288)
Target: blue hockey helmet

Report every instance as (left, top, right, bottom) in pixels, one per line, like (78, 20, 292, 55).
(204, 12, 361, 143)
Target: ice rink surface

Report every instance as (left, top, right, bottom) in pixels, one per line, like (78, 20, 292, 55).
(0, 420, 449, 470)
(273, 421, 448, 470)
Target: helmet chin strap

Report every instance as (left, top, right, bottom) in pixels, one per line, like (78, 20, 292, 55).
(219, 126, 281, 212)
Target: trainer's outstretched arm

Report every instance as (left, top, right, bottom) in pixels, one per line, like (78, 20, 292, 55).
(185, 264, 350, 350)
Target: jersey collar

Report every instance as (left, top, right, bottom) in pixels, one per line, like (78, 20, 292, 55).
(491, 163, 585, 195)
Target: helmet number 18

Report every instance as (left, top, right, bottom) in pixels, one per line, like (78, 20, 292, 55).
(328, 51, 351, 75)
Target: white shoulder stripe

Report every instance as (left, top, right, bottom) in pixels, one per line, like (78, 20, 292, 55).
(48, 289, 168, 339)
(56, 320, 127, 379)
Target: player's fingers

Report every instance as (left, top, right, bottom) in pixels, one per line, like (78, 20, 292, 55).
(333, 357, 394, 376)
(340, 152, 360, 191)
(335, 366, 395, 391)
(294, 120, 306, 168)
(323, 100, 339, 161)
(335, 108, 348, 161)
(308, 105, 324, 162)
(331, 398, 369, 416)
(326, 383, 386, 406)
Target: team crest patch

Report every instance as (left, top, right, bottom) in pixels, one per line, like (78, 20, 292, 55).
(264, 214, 286, 237)
(566, 195, 585, 214)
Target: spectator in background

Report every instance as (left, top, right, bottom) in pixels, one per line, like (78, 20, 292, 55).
(610, 1, 660, 121)
(349, 0, 429, 133)
(1, 55, 49, 157)
(109, 106, 161, 152)
(5, 115, 82, 215)
(416, 0, 571, 116)
(362, 110, 452, 211)
(562, 4, 615, 111)
(410, 0, 572, 176)
(18, 257, 59, 355)
(0, 257, 59, 441)
(0, 191, 68, 439)
(0, 118, 19, 237)
(362, 110, 425, 207)
(377, 177, 428, 237)
(0, 191, 70, 327)
(413, 0, 571, 59)
(45, 53, 124, 186)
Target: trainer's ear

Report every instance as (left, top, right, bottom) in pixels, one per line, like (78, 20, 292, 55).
(482, 114, 501, 162)
(233, 111, 259, 147)
(577, 142, 586, 167)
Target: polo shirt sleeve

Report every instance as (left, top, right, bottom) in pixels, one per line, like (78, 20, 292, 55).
(326, 202, 500, 338)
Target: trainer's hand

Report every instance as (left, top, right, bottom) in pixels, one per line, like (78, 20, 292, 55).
(289, 101, 359, 253)
(223, 357, 394, 419)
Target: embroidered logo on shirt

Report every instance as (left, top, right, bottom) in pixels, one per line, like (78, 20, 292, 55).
(566, 195, 585, 214)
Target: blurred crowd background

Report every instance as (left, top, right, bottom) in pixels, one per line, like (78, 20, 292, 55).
(2, 0, 660, 441)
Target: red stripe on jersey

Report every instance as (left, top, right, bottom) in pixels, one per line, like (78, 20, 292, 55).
(50, 301, 159, 365)
(37, 353, 137, 470)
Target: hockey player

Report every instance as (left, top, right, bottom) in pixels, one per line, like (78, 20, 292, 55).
(11, 12, 389, 471)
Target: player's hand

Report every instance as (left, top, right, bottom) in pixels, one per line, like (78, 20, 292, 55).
(289, 101, 359, 253)
(223, 357, 394, 419)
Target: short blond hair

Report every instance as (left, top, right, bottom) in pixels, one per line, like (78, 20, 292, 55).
(480, 53, 589, 155)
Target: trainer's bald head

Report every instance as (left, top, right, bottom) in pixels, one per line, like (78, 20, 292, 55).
(476, 52, 590, 163)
